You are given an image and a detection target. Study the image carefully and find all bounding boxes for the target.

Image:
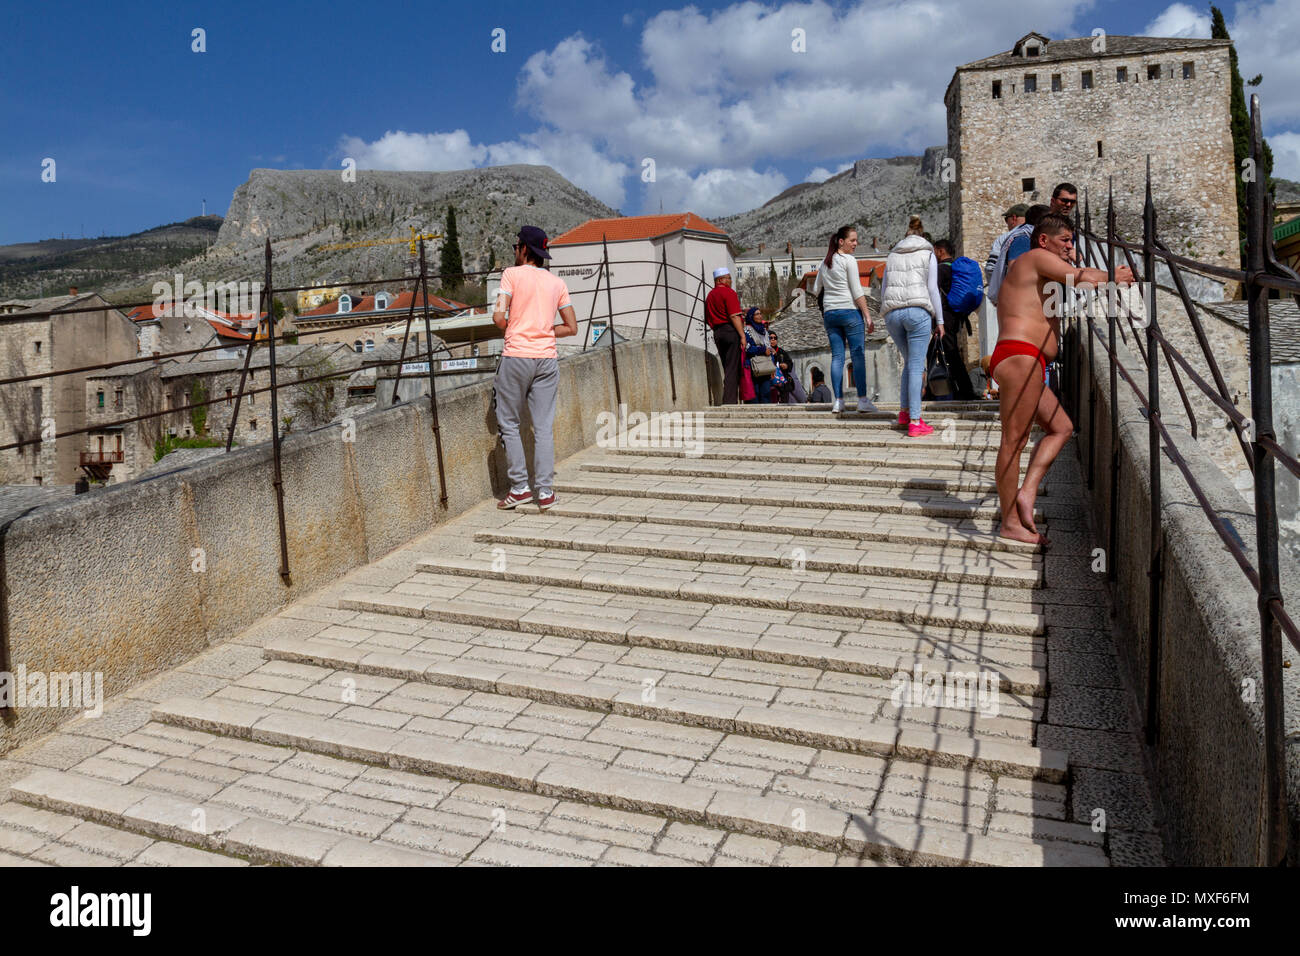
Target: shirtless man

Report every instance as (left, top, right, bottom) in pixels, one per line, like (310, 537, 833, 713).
(991, 213, 1133, 544)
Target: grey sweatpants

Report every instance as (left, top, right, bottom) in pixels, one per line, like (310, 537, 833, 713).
(494, 355, 559, 493)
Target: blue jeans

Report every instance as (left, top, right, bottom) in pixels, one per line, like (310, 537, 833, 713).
(822, 309, 867, 400)
(885, 307, 932, 421)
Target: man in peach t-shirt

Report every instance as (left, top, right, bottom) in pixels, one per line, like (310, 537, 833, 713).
(492, 225, 578, 510)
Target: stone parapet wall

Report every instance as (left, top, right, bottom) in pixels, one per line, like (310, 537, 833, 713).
(0, 339, 716, 752)
(1074, 323, 1300, 864)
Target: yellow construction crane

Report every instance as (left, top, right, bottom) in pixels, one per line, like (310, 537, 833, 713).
(318, 225, 441, 255)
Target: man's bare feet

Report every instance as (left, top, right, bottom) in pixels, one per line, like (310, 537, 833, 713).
(998, 514, 1048, 546)
(1015, 487, 1038, 533)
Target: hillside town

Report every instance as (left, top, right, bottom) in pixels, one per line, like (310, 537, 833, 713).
(1, 9, 1299, 893)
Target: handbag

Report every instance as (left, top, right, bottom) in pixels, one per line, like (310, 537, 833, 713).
(926, 345, 951, 398)
(740, 363, 757, 401)
(749, 353, 776, 377)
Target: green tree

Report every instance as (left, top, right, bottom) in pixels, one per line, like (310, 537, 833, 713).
(189, 379, 208, 436)
(1212, 5, 1274, 241)
(765, 259, 780, 312)
(439, 205, 464, 296)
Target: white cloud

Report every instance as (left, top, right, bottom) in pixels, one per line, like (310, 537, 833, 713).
(338, 130, 487, 171)
(646, 166, 790, 218)
(1143, 3, 1211, 38)
(337, 0, 1109, 217)
(1271, 132, 1300, 182)
(806, 162, 852, 182)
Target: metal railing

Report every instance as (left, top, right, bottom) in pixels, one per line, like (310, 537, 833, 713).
(1059, 94, 1299, 866)
(0, 235, 738, 585)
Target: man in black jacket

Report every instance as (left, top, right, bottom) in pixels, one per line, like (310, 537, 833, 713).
(933, 239, 978, 400)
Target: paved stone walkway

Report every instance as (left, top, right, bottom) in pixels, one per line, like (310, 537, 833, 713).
(0, 402, 1166, 866)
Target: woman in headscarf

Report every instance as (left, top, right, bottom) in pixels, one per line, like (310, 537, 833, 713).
(742, 307, 778, 404)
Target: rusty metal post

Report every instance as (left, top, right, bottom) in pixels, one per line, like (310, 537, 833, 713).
(1106, 180, 1119, 587)
(1246, 95, 1288, 867)
(1142, 158, 1164, 745)
(1084, 191, 1097, 489)
(661, 246, 677, 402)
(389, 256, 427, 406)
(601, 236, 622, 408)
(694, 261, 716, 405)
(262, 239, 291, 585)
(417, 241, 449, 508)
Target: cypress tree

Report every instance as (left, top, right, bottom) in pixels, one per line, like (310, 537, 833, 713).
(765, 259, 780, 312)
(440, 206, 464, 293)
(1212, 5, 1273, 240)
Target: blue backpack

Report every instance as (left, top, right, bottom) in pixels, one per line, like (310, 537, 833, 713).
(946, 256, 984, 314)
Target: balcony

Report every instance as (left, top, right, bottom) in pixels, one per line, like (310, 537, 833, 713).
(80, 450, 124, 466)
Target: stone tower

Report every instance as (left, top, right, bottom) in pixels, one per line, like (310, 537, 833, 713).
(945, 32, 1238, 267)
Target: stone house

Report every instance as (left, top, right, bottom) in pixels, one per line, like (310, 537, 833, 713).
(946, 32, 1237, 268)
(0, 291, 137, 485)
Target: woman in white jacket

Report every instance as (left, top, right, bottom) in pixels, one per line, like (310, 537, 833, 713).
(812, 225, 877, 414)
(881, 216, 945, 437)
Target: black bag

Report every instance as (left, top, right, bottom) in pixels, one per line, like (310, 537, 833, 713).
(926, 345, 951, 398)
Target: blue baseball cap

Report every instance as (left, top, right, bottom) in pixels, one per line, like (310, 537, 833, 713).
(516, 225, 551, 260)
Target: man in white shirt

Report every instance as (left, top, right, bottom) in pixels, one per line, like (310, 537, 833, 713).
(985, 204, 1027, 279)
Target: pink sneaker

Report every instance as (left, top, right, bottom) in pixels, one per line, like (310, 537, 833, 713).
(907, 420, 934, 438)
(897, 410, 908, 427)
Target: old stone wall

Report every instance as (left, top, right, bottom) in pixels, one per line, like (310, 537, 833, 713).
(948, 46, 1238, 269)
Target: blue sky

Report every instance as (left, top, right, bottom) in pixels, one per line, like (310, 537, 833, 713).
(2, 0, 1297, 244)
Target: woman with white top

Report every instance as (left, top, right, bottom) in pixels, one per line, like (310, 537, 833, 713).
(881, 216, 946, 437)
(812, 225, 877, 414)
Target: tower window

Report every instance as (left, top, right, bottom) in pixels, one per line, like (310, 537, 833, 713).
(1117, 66, 1128, 83)
(1051, 74, 1062, 92)
(1022, 178, 1036, 193)
(1082, 70, 1093, 89)
(96, 391, 105, 408)
(1023, 74, 1038, 93)
(1147, 64, 1161, 81)
(992, 80, 1002, 99)
(1097, 141, 1104, 158)
(1182, 61, 1194, 79)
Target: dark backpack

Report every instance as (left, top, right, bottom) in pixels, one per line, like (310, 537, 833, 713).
(946, 256, 984, 314)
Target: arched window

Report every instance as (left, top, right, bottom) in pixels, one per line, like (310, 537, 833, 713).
(374, 293, 390, 310)
(338, 294, 352, 314)
(353, 339, 363, 353)
(364, 339, 375, 352)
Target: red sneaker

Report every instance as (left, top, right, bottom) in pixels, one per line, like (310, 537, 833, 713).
(897, 410, 908, 427)
(907, 420, 934, 438)
(535, 491, 556, 511)
(497, 489, 532, 510)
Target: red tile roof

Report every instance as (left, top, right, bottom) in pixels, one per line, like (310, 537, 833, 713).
(550, 213, 726, 247)
(298, 290, 472, 318)
(797, 259, 886, 290)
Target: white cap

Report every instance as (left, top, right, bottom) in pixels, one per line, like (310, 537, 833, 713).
(713, 266, 731, 279)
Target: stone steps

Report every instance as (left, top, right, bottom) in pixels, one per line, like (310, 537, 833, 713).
(10, 768, 448, 867)
(585, 445, 1008, 475)
(580, 456, 1010, 496)
(553, 474, 1040, 523)
(681, 431, 1015, 453)
(404, 556, 1045, 635)
(541, 493, 1043, 555)
(122, 695, 1099, 865)
(717, 402, 999, 416)
(472, 519, 1044, 588)
(694, 417, 1013, 430)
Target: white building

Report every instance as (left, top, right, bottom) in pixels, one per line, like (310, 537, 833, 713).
(488, 213, 732, 349)
(734, 241, 886, 288)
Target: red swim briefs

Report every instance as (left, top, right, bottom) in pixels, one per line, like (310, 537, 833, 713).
(990, 340, 1047, 380)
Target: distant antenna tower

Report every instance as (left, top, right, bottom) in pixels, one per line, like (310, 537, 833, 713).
(202, 198, 206, 216)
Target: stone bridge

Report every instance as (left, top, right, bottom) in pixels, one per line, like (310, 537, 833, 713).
(0, 339, 1290, 866)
